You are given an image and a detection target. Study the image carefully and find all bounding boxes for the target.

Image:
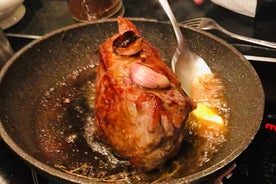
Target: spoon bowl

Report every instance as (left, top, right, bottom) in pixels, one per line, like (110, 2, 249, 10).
(158, 0, 212, 95)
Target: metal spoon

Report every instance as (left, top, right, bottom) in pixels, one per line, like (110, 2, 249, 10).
(158, 0, 212, 96)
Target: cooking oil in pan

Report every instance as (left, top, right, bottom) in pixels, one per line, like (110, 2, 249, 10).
(33, 65, 229, 183)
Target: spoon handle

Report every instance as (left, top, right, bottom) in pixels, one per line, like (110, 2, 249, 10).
(158, 0, 184, 49)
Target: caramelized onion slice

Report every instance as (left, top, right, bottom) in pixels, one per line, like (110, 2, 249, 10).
(113, 31, 143, 56)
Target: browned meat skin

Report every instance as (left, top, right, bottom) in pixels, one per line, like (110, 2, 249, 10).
(94, 17, 195, 171)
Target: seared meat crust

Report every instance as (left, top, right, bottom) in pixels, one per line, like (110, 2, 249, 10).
(94, 17, 195, 171)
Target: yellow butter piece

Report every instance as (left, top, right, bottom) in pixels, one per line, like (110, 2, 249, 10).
(190, 103, 224, 127)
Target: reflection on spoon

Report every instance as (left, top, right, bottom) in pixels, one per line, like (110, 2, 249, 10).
(158, 0, 212, 96)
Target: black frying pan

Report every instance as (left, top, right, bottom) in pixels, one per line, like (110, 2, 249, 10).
(0, 18, 264, 183)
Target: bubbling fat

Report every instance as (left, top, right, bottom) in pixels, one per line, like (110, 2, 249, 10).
(187, 73, 230, 166)
(33, 65, 229, 183)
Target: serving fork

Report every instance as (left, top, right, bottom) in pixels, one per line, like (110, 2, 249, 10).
(182, 17, 276, 49)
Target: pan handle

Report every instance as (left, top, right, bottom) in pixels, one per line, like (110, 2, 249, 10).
(0, 32, 41, 69)
(5, 33, 42, 40)
(0, 31, 41, 140)
(0, 28, 14, 68)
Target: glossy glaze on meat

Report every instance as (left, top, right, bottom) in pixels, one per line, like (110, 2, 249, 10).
(94, 17, 195, 171)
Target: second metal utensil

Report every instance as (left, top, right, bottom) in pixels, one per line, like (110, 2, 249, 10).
(182, 17, 276, 49)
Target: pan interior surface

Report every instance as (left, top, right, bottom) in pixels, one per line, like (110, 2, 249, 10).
(0, 19, 264, 183)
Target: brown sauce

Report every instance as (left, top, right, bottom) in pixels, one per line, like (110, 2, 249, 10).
(33, 65, 229, 183)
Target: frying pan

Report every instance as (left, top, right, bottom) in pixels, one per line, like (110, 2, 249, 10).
(0, 18, 264, 183)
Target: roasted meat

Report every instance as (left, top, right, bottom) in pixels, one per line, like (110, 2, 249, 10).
(94, 17, 195, 171)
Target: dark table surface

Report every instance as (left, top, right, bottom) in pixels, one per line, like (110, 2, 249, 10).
(4, 0, 276, 54)
(5, 0, 276, 67)
(1, 0, 276, 183)
(4, 0, 275, 38)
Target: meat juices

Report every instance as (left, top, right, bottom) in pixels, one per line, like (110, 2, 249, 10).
(94, 17, 195, 171)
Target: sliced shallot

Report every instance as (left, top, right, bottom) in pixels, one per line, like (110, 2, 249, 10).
(130, 63, 170, 89)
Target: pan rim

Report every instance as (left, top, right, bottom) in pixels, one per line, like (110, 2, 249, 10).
(0, 17, 265, 183)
